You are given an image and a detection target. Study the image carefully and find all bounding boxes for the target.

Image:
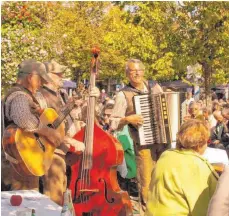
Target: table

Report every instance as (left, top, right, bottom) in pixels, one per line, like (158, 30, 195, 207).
(1, 190, 62, 216)
(203, 147, 229, 165)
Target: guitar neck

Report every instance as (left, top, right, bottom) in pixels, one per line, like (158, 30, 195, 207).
(52, 102, 74, 129)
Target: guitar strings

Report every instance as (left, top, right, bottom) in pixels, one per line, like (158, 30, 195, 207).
(52, 105, 72, 128)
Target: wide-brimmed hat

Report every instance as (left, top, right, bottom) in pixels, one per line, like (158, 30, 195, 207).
(44, 60, 67, 74)
(18, 59, 52, 83)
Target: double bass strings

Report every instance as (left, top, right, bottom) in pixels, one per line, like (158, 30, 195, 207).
(80, 91, 94, 204)
(79, 96, 88, 203)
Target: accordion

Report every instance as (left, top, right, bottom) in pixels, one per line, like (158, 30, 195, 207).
(134, 92, 186, 146)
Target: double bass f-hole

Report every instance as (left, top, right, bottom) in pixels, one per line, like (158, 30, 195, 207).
(72, 177, 115, 204)
(73, 175, 99, 204)
(99, 178, 115, 203)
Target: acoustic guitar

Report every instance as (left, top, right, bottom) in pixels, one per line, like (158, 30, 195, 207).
(2, 101, 75, 177)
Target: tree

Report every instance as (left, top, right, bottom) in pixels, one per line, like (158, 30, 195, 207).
(1, 2, 53, 93)
(168, 2, 229, 103)
(2, 2, 229, 96)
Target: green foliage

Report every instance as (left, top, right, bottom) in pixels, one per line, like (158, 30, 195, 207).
(169, 2, 229, 86)
(1, 2, 52, 94)
(1, 1, 229, 95)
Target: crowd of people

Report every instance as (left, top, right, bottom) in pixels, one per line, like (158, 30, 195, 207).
(183, 95, 229, 152)
(1, 58, 229, 216)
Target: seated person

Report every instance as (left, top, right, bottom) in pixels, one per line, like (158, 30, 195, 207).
(145, 119, 218, 216)
(202, 107, 217, 130)
(183, 101, 204, 122)
(222, 104, 229, 126)
(209, 111, 229, 149)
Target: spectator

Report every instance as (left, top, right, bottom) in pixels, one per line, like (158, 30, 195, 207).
(222, 104, 229, 121)
(184, 101, 205, 122)
(202, 107, 217, 130)
(211, 90, 218, 101)
(184, 91, 194, 113)
(209, 111, 229, 150)
(212, 101, 221, 112)
(197, 100, 205, 112)
(99, 101, 114, 131)
(100, 89, 107, 103)
(219, 98, 227, 107)
(145, 120, 218, 216)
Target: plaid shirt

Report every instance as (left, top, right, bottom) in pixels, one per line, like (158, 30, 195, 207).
(5, 91, 43, 132)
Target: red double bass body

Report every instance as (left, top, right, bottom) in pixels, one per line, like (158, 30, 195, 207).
(68, 47, 132, 215)
(69, 123, 133, 216)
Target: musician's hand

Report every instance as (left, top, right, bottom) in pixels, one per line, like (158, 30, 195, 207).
(36, 127, 63, 147)
(69, 139, 85, 154)
(46, 129, 63, 147)
(62, 137, 85, 154)
(126, 114, 144, 127)
(89, 87, 100, 98)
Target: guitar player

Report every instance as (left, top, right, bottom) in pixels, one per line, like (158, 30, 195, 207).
(35, 60, 100, 205)
(2, 59, 62, 191)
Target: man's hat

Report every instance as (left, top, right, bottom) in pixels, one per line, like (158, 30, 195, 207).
(43, 60, 67, 74)
(18, 59, 53, 83)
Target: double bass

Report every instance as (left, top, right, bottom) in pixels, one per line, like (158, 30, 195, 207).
(68, 47, 133, 216)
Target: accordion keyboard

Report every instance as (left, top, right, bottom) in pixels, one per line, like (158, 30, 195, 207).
(134, 94, 171, 146)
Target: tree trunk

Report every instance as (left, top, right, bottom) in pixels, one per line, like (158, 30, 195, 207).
(74, 68, 83, 87)
(201, 61, 212, 106)
(107, 78, 111, 93)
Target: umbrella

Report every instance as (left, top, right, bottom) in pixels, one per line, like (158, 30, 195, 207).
(63, 80, 76, 88)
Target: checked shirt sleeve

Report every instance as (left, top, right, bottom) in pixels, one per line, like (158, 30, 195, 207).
(7, 93, 43, 132)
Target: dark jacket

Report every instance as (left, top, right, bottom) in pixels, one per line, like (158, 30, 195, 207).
(211, 122, 229, 147)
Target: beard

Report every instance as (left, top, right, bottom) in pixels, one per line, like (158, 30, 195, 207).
(132, 76, 143, 84)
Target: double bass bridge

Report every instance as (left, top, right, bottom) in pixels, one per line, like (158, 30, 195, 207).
(80, 189, 99, 193)
(73, 188, 99, 204)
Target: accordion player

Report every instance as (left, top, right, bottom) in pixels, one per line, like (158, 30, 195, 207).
(134, 92, 186, 146)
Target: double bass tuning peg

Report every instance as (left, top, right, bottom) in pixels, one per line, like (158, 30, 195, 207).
(91, 46, 100, 57)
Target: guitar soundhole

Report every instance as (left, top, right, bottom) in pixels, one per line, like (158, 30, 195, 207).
(34, 133, 45, 152)
(47, 124, 54, 128)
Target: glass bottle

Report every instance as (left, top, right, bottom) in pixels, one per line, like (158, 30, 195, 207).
(60, 189, 75, 216)
(31, 209, 36, 216)
(67, 189, 75, 216)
